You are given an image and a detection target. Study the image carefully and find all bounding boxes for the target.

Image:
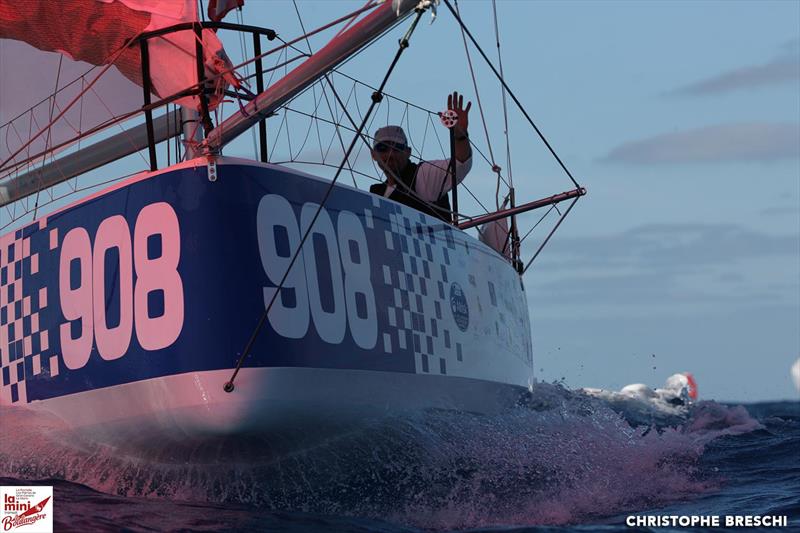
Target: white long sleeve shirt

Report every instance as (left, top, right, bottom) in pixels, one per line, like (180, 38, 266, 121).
(382, 156, 473, 200)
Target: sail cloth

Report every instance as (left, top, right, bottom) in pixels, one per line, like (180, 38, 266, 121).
(208, 0, 244, 22)
(0, 0, 243, 176)
(0, 0, 239, 106)
(479, 218, 511, 258)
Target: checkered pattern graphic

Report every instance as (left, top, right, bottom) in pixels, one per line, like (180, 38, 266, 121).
(369, 194, 533, 377)
(371, 196, 465, 376)
(0, 220, 56, 404)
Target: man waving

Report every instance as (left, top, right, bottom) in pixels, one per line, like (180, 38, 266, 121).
(370, 91, 472, 222)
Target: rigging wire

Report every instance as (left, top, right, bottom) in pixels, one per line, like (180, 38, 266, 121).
(322, 74, 491, 220)
(235, 8, 259, 160)
(33, 54, 64, 220)
(522, 196, 579, 274)
(197, 0, 206, 22)
(288, 81, 326, 158)
(441, 0, 581, 191)
(268, 159, 378, 185)
(1, 2, 376, 176)
(0, 65, 99, 129)
(292, 0, 315, 56)
(87, 85, 151, 167)
(223, 7, 428, 394)
(492, 0, 513, 188)
(324, 81, 511, 192)
(490, 0, 517, 266)
(318, 79, 359, 186)
(334, 0, 377, 38)
(453, 0, 501, 209)
(0, 106, 146, 181)
(0, 33, 143, 173)
(518, 204, 555, 244)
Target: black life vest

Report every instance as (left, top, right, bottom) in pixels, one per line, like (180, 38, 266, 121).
(369, 161, 452, 222)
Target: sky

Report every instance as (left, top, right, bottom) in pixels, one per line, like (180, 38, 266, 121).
(2, 0, 798, 402)
(226, 0, 799, 402)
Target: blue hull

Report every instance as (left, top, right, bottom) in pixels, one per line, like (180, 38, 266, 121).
(0, 158, 532, 427)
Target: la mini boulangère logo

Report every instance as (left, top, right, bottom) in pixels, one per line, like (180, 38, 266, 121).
(0, 487, 52, 533)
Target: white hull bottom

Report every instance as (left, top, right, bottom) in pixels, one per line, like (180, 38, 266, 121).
(26, 368, 528, 457)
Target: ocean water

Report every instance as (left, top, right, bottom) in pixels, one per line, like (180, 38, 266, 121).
(1, 384, 797, 532)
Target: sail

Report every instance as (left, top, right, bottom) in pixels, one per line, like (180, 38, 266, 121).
(0, 0, 237, 104)
(208, 0, 244, 22)
(1, 0, 419, 206)
(0, 0, 243, 182)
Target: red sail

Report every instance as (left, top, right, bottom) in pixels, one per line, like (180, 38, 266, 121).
(208, 0, 244, 22)
(0, 0, 239, 102)
(0, 0, 243, 175)
(0, 0, 151, 88)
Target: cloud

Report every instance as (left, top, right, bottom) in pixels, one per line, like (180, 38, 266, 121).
(780, 38, 800, 57)
(668, 40, 799, 96)
(669, 59, 799, 96)
(533, 223, 799, 271)
(760, 206, 800, 217)
(602, 122, 800, 164)
(526, 223, 799, 313)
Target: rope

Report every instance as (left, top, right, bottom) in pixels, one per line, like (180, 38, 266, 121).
(0, 65, 98, 130)
(292, 0, 315, 56)
(492, 0, 513, 189)
(290, 81, 327, 159)
(334, 0, 377, 38)
(490, 0, 520, 265)
(0, 34, 141, 172)
(322, 75, 491, 221)
(235, 9, 259, 160)
(4, 1, 378, 176)
(223, 7, 428, 393)
(441, 0, 581, 190)
(453, 0, 501, 209)
(518, 204, 555, 244)
(328, 69, 510, 190)
(320, 79, 451, 215)
(522, 196, 579, 274)
(33, 54, 64, 220)
(318, 80, 359, 186)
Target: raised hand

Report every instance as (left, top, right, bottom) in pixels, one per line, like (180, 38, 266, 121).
(447, 91, 471, 136)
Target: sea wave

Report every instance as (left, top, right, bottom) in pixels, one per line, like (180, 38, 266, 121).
(1, 383, 780, 530)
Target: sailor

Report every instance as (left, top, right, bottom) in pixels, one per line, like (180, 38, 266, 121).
(370, 91, 472, 222)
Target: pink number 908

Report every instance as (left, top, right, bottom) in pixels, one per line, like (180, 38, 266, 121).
(59, 202, 184, 369)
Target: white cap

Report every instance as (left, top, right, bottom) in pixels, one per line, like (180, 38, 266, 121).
(373, 125, 408, 147)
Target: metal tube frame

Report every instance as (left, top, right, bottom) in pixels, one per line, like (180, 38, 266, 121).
(254, 34, 268, 162)
(134, 21, 280, 170)
(457, 187, 586, 231)
(139, 40, 158, 171)
(449, 127, 458, 224)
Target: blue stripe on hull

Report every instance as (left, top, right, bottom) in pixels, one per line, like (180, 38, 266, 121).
(0, 161, 532, 405)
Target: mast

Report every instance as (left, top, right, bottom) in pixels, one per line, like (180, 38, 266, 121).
(181, 107, 202, 160)
(0, 0, 422, 207)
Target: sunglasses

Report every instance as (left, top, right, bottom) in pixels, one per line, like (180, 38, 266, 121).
(373, 142, 407, 153)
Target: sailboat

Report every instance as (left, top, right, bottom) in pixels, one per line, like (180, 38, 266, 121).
(0, 0, 584, 449)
